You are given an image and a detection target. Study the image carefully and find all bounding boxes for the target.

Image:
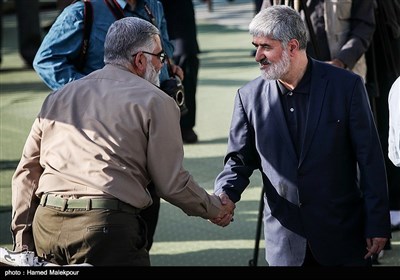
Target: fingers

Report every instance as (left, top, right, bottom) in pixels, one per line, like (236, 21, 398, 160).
(326, 58, 345, 68)
(364, 238, 388, 259)
(210, 212, 234, 227)
(219, 192, 230, 205)
(171, 65, 184, 80)
(219, 193, 236, 212)
(209, 192, 236, 227)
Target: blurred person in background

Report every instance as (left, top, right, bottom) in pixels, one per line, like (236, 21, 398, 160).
(0, 0, 42, 68)
(160, 0, 200, 143)
(365, 0, 400, 242)
(262, 0, 375, 81)
(388, 76, 400, 169)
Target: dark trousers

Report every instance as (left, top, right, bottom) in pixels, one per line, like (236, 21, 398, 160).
(140, 182, 160, 251)
(33, 205, 150, 266)
(302, 244, 372, 267)
(174, 54, 199, 130)
(0, 0, 42, 66)
(15, 0, 42, 66)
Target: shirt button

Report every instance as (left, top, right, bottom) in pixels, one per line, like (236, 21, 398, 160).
(290, 107, 294, 112)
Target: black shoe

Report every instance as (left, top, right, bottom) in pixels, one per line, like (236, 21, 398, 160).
(371, 253, 381, 265)
(391, 224, 400, 232)
(182, 129, 198, 144)
(383, 240, 391, 250)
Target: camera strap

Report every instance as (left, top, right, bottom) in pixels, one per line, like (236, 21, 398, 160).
(104, 0, 125, 19)
(76, 0, 175, 79)
(74, 0, 93, 71)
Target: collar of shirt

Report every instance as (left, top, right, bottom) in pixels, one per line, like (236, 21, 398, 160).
(118, 0, 129, 10)
(277, 56, 312, 96)
(119, 0, 145, 11)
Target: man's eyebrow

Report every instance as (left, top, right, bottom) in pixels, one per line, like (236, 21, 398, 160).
(252, 42, 270, 48)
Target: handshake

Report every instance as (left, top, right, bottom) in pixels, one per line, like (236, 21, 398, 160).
(209, 192, 236, 227)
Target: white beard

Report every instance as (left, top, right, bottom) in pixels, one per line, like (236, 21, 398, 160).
(144, 61, 160, 87)
(261, 48, 290, 80)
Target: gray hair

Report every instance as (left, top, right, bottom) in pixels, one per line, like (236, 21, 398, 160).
(249, 5, 308, 50)
(104, 17, 161, 67)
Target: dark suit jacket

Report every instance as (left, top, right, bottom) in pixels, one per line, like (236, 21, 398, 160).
(215, 58, 391, 266)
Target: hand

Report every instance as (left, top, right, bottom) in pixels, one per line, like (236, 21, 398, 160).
(170, 64, 184, 81)
(209, 192, 235, 227)
(326, 58, 346, 69)
(364, 237, 388, 259)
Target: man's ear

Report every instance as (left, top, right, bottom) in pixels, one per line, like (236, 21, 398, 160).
(133, 52, 147, 73)
(288, 39, 299, 54)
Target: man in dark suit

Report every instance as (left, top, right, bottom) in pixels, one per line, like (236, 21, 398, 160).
(212, 5, 391, 266)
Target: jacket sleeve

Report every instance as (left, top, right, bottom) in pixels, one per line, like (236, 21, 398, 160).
(214, 91, 259, 203)
(33, 3, 85, 90)
(11, 118, 44, 252)
(336, 0, 376, 69)
(145, 92, 221, 219)
(349, 77, 391, 237)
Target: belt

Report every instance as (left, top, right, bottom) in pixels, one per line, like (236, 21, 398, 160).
(40, 193, 140, 215)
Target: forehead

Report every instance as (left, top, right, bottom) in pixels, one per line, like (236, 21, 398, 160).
(152, 35, 163, 50)
(252, 36, 280, 46)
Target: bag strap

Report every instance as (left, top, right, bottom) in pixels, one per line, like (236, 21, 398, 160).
(76, 0, 171, 74)
(104, 0, 125, 19)
(76, 0, 124, 71)
(76, 0, 93, 71)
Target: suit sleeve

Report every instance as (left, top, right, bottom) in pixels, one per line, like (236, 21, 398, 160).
(336, 0, 375, 69)
(214, 91, 260, 203)
(349, 77, 391, 237)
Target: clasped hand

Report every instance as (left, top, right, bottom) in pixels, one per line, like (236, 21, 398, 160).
(209, 192, 235, 227)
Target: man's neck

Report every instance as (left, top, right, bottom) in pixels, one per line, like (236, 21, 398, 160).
(126, 0, 137, 9)
(279, 53, 308, 91)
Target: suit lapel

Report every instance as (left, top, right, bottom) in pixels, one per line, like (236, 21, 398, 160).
(299, 60, 328, 166)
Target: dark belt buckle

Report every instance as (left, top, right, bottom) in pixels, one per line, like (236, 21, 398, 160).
(61, 198, 68, 211)
(86, 199, 92, 211)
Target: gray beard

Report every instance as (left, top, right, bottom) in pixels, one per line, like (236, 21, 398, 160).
(144, 62, 160, 87)
(261, 49, 290, 80)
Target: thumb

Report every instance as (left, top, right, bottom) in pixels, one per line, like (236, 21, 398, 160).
(219, 193, 230, 205)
